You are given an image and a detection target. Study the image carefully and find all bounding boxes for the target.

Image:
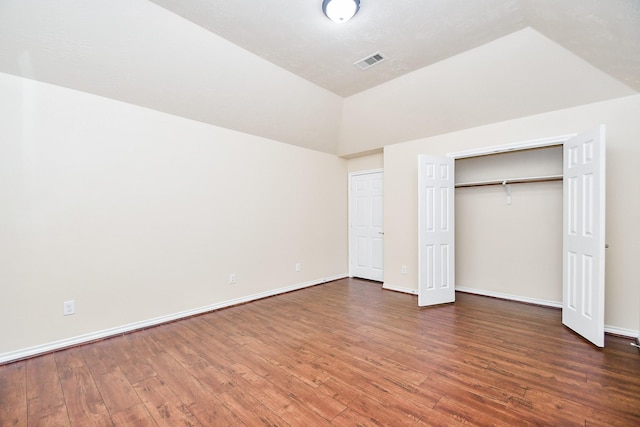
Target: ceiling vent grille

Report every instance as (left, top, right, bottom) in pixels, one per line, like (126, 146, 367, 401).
(354, 52, 386, 70)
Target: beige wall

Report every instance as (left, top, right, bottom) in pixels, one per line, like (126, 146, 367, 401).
(455, 147, 563, 304)
(346, 152, 384, 173)
(339, 28, 635, 157)
(383, 95, 640, 334)
(0, 0, 344, 155)
(2, 76, 638, 363)
(0, 73, 348, 359)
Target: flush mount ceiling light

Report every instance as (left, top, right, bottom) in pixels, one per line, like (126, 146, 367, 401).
(322, 0, 360, 23)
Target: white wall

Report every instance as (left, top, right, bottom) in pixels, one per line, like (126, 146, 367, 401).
(0, 73, 348, 360)
(382, 95, 640, 335)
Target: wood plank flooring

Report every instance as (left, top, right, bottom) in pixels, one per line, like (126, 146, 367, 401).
(1, 278, 639, 426)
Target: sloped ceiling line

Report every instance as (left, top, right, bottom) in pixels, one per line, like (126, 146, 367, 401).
(0, 0, 638, 156)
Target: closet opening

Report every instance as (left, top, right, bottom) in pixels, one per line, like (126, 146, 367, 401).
(454, 146, 564, 308)
(418, 126, 607, 346)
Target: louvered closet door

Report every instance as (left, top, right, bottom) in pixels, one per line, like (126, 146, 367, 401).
(562, 125, 606, 347)
(418, 155, 455, 306)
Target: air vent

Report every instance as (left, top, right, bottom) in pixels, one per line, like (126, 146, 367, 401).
(354, 52, 386, 70)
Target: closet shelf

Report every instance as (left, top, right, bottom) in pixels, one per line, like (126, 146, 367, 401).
(455, 174, 563, 188)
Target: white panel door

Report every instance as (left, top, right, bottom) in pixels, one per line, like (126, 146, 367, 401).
(563, 125, 606, 347)
(418, 155, 455, 306)
(350, 171, 384, 281)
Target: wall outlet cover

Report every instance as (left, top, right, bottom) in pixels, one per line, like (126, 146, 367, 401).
(63, 300, 75, 316)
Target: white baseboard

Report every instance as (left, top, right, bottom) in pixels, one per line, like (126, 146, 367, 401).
(603, 325, 639, 339)
(0, 274, 347, 364)
(456, 287, 639, 339)
(455, 286, 562, 308)
(382, 283, 418, 295)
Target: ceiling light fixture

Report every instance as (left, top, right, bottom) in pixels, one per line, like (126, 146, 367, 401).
(322, 0, 360, 23)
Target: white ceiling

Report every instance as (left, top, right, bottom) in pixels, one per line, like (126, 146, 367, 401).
(148, 0, 640, 97)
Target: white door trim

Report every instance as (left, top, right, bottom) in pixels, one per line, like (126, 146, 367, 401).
(348, 169, 384, 279)
(447, 134, 577, 159)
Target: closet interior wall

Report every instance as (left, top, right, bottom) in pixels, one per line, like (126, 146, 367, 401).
(455, 146, 563, 305)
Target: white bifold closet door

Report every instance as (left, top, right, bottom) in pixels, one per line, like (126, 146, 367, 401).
(562, 125, 606, 347)
(418, 125, 606, 347)
(418, 155, 455, 306)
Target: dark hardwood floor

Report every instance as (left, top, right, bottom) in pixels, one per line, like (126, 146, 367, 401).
(1, 278, 639, 426)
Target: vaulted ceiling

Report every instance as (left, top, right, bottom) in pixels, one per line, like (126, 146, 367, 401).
(149, 0, 640, 96)
(1, 0, 638, 156)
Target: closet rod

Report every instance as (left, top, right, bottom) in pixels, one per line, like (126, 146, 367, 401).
(455, 174, 563, 188)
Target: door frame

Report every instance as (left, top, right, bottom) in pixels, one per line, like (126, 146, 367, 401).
(417, 137, 576, 305)
(348, 168, 384, 279)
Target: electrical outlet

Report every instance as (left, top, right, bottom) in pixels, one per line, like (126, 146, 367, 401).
(295, 263, 301, 272)
(401, 265, 407, 274)
(63, 300, 75, 316)
(229, 273, 236, 284)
